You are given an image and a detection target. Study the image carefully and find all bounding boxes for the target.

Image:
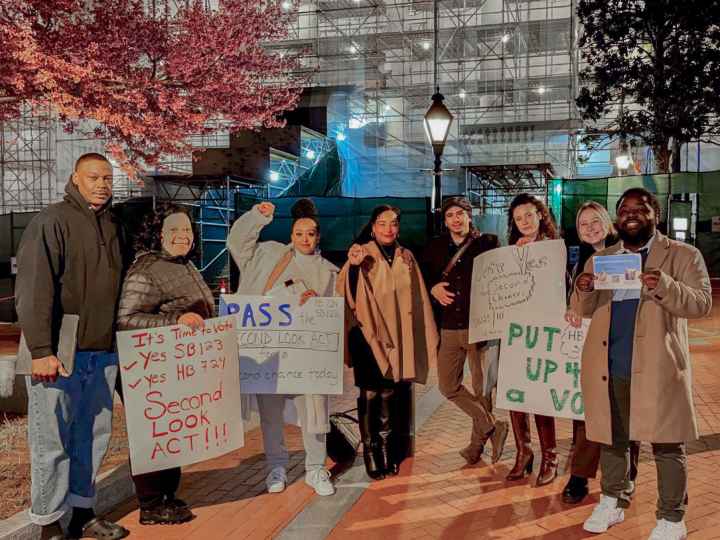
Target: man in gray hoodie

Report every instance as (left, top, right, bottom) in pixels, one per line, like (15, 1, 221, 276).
(12, 153, 128, 540)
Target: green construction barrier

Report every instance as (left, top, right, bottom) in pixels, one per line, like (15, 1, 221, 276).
(551, 170, 720, 276)
(235, 195, 431, 257)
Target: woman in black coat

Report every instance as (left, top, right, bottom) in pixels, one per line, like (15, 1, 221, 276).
(117, 204, 214, 525)
(562, 201, 639, 504)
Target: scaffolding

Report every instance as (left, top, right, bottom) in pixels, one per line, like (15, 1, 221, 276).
(0, 0, 581, 214)
(272, 0, 581, 204)
(0, 109, 57, 212)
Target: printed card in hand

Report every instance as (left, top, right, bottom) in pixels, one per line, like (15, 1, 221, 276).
(593, 254, 642, 289)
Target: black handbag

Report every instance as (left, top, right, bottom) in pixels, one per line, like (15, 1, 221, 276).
(326, 409, 360, 464)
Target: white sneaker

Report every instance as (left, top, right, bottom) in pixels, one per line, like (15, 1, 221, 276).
(583, 495, 625, 533)
(266, 466, 287, 493)
(648, 519, 687, 540)
(305, 468, 335, 496)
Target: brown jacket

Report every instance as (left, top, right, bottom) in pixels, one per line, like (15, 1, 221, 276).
(337, 242, 438, 384)
(570, 233, 711, 444)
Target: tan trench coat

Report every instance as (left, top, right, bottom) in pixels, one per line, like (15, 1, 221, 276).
(337, 242, 438, 384)
(570, 232, 711, 445)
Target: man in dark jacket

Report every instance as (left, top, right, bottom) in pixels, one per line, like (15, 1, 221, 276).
(422, 197, 508, 465)
(14, 153, 129, 540)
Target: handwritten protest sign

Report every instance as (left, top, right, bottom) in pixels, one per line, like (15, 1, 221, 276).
(117, 316, 243, 475)
(469, 239, 567, 343)
(496, 316, 589, 420)
(220, 295, 344, 395)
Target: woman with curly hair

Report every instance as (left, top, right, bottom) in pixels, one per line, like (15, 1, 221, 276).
(505, 193, 561, 486)
(338, 205, 438, 480)
(226, 198, 338, 497)
(116, 204, 214, 525)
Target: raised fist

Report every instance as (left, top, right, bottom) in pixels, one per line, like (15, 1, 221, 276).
(257, 202, 275, 218)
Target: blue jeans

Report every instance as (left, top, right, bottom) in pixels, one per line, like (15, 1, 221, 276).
(25, 351, 118, 525)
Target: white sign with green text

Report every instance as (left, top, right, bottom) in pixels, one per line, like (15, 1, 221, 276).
(496, 315, 589, 420)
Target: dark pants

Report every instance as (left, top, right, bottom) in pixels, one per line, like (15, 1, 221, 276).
(115, 376, 183, 508)
(571, 420, 640, 481)
(601, 377, 688, 522)
(132, 468, 182, 508)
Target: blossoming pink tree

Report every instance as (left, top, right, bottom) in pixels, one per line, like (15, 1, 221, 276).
(0, 0, 304, 175)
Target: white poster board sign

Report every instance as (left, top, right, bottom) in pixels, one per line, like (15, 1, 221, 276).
(220, 295, 344, 395)
(469, 240, 567, 343)
(117, 316, 243, 475)
(496, 316, 589, 420)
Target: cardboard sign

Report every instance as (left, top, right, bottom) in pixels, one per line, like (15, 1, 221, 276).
(496, 316, 589, 420)
(220, 295, 344, 395)
(469, 240, 567, 343)
(593, 254, 642, 289)
(117, 316, 243, 475)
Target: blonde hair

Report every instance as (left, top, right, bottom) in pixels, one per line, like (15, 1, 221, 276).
(575, 201, 616, 241)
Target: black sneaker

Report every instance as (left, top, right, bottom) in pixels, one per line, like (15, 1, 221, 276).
(562, 475, 589, 504)
(166, 497, 190, 510)
(139, 500, 194, 525)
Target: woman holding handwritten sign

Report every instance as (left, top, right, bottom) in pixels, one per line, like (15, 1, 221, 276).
(505, 194, 561, 486)
(117, 204, 214, 525)
(227, 198, 338, 497)
(562, 202, 640, 504)
(338, 206, 438, 480)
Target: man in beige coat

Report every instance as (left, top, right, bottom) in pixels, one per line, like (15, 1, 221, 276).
(571, 188, 711, 540)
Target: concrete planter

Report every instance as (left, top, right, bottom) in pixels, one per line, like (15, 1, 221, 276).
(0, 358, 26, 415)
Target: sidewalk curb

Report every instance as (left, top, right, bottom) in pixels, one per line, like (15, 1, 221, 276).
(0, 463, 135, 540)
(275, 384, 445, 540)
(0, 413, 263, 540)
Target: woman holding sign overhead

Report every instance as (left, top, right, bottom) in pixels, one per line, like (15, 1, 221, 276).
(117, 204, 214, 525)
(338, 205, 438, 480)
(505, 193, 561, 486)
(226, 198, 338, 497)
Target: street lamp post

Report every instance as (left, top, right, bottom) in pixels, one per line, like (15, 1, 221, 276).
(424, 91, 454, 234)
(424, 0, 454, 235)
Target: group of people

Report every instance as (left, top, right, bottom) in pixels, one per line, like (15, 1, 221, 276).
(0, 152, 711, 540)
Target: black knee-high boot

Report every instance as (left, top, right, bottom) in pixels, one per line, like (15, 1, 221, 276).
(377, 387, 399, 476)
(358, 389, 385, 480)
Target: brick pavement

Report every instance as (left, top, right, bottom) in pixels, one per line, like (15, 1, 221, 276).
(105, 358, 438, 539)
(327, 306, 720, 540)
(105, 307, 720, 539)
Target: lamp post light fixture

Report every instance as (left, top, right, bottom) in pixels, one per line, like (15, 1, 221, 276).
(616, 139, 633, 173)
(423, 90, 454, 234)
(424, 0, 454, 235)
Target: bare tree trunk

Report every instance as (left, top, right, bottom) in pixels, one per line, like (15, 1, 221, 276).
(654, 144, 671, 173)
(671, 139, 682, 172)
